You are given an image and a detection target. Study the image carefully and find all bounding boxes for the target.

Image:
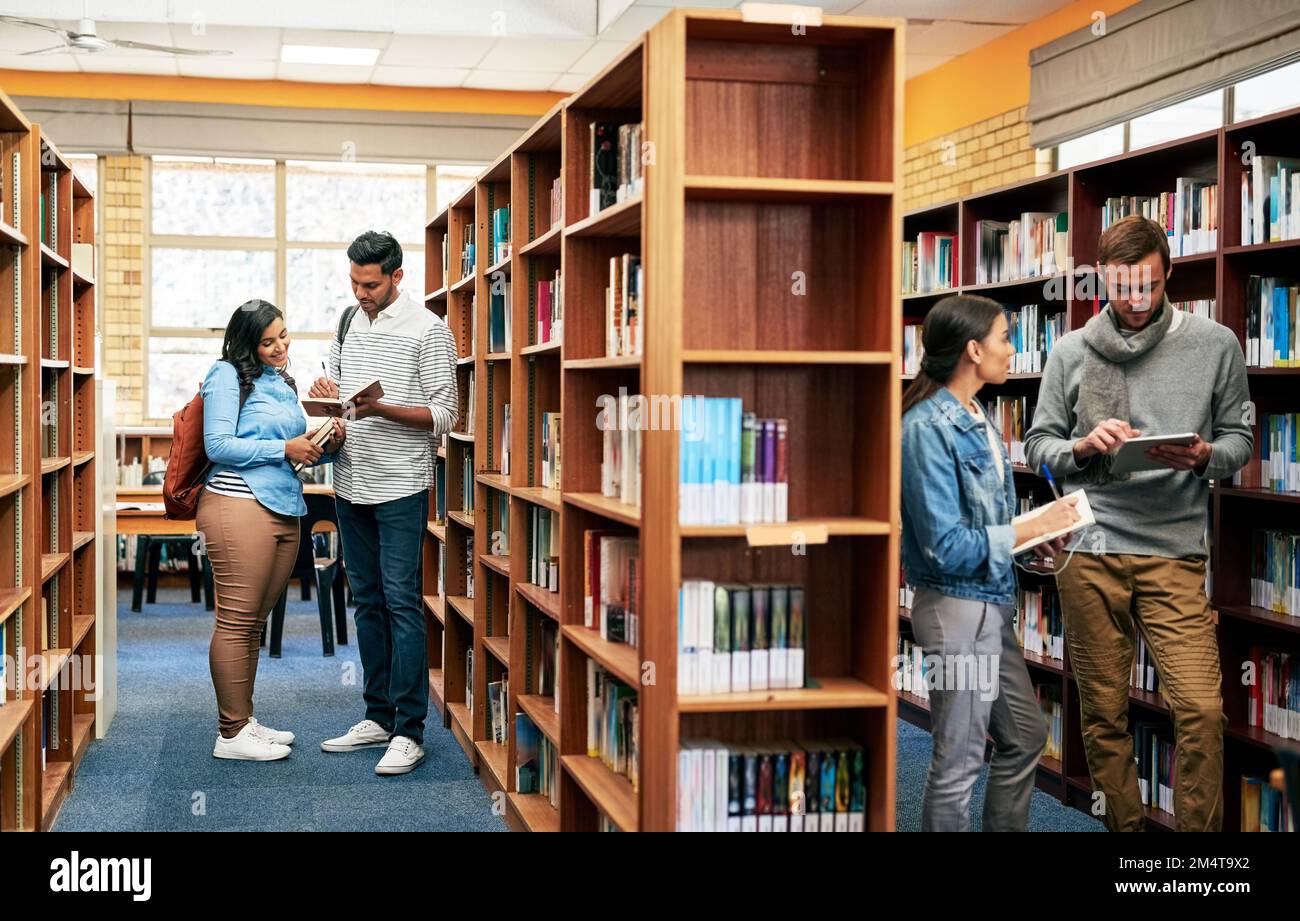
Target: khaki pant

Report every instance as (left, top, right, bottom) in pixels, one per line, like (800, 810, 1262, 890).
(196, 490, 300, 738)
(1055, 553, 1224, 831)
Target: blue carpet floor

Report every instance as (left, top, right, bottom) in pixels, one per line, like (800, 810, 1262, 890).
(896, 719, 1103, 831)
(56, 588, 1099, 831)
(54, 587, 506, 832)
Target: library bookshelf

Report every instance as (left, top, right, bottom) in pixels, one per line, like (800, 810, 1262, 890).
(421, 9, 903, 831)
(898, 104, 1300, 832)
(0, 91, 99, 832)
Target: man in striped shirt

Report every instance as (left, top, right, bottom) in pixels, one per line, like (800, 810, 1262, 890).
(310, 231, 458, 775)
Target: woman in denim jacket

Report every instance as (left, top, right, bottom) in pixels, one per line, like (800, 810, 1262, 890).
(901, 295, 1078, 831)
(197, 299, 345, 762)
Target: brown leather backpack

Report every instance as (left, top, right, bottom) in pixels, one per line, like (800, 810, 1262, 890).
(162, 376, 247, 520)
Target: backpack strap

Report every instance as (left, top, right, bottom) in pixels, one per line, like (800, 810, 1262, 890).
(335, 304, 360, 377)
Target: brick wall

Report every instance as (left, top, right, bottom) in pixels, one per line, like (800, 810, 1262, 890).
(100, 154, 147, 424)
(903, 106, 1055, 212)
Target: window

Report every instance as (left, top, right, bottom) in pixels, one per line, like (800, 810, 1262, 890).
(1056, 124, 1124, 169)
(1129, 89, 1224, 151)
(66, 153, 98, 197)
(1234, 59, 1300, 122)
(146, 156, 461, 419)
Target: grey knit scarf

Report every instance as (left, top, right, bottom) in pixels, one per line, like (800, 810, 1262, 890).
(1077, 296, 1174, 484)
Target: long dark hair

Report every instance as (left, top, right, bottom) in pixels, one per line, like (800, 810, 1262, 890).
(221, 299, 294, 402)
(901, 294, 1004, 416)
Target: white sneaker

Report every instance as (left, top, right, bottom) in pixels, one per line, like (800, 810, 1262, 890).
(321, 719, 392, 752)
(375, 736, 425, 775)
(247, 717, 294, 746)
(213, 722, 291, 762)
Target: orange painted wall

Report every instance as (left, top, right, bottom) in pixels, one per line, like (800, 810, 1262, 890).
(904, 0, 1142, 147)
(0, 68, 563, 117)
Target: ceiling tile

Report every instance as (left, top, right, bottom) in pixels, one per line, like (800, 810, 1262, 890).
(176, 57, 277, 79)
(569, 41, 629, 75)
(600, 5, 669, 40)
(551, 72, 591, 93)
(462, 69, 561, 91)
(77, 52, 178, 75)
(276, 61, 372, 83)
(280, 28, 391, 49)
(271, 1, 398, 31)
(380, 34, 497, 68)
(476, 37, 592, 72)
(168, 23, 282, 59)
(370, 65, 470, 87)
(89, 20, 175, 46)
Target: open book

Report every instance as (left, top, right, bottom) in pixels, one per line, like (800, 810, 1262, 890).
(292, 418, 339, 473)
(1012, 490, 1095, 555)
(302, 378, 383, 417)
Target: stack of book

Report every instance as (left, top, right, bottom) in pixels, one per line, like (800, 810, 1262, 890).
(1241, 154, 1300, 245)
(1245, 647, 1299, 740)
(491, 205, 510, 264)
(528, 507, 559, 593)
(587, 662, 638, 790)
(606, 253, 642, 357)
(677, 581, 806, 695)
(1251, 529, 1299, 615)
(1233, 412, 1299, 492)
(676, 738, 866, 832)
(535, 270, 563, 345)
(679, 400, 789, 527)
(976, 211, 1067, 284)
(582, 530, 638, 646)
(1244, 275, 1298, 367)
(901, 231, 955, 294)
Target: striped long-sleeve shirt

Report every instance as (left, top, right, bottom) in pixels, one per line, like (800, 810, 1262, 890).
(329, 289, 458, 504)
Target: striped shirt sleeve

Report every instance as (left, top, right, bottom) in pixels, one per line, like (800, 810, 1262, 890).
(422, 319, 459, 435)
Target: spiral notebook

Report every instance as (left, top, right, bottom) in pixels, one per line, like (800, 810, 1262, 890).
(1012, 489, 1095, 555)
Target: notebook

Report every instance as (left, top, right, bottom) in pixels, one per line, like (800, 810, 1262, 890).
(1012, 490, 1095, 555)
(302, 378, 383, 417)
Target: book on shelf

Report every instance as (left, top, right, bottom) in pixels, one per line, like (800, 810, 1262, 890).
(1246, 647, 1299, 740)
(677, 738, 865, 832)
(1243, 154, 1300, 246)
(488, 678, 508, 744)
(440, 232, 449, 289)
(460, 222, 475, 277)
(985, 394, 1034, 466)
(606, 253, 642, 358)
(1173, 298, 1214, 320)
(535, 270, 563, 345)
(678, 581, 806, 696)
(466, 648, 473, 710)
(583, 530, 638, 646)
(617, 122, 645, 203)
(489, 281, 512, 353)
(499, 403, 511, 477)
(541, 411, 561, 489)
(550, 176, 563, 230)
(493, 493, 509, 556)
(901, 231, 955, 294)
(679, 399, 788, 526)
(491, 205, 511, 264)
(601, 392, 641, 508)
(463, 370, 476, 435)
(459, 446, 474, 513)
(586, 661, 638, 789)
(1003, 304, 1063, 374)
(1233, 412, 1299, 492)
(434, 457, 447, 523)
(42, 692, 49, 770)
(1102, 179, 1217, 256)
(1132, 632, 1161, 694)
(465, 534, 475, 601)
(1240, 774, 1294, 832)
(589, 121, 643, 215)
(516, 714, 559, 807)
(903, 323, 923, 376)
(1251, 529, 1299, 615)
(898, 568, 914, 613)
(1244, 276, 1298, 368)
(1014, 587, 1063, 661)
(1134, 722, 1175, 817)
(1036, 682, 1062, 760)
(896, 634, 928, 699)
(528, 506, 559, 592)
(535, 618, 559, 699)
(976, 211, 1067, 284)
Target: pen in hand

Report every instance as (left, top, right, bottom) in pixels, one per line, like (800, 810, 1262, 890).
(1040, 464, 1063, 501)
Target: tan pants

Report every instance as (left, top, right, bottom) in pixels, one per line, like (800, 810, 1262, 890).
(196, 490, 300, 738)
(1055, 552, 1224, 831)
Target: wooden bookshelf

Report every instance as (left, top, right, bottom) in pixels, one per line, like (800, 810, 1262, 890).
(418, 10, 903, 832)
(897, 102, 1300, 833)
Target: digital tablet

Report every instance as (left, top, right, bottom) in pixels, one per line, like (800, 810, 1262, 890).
(1109, 432, 1197, 474)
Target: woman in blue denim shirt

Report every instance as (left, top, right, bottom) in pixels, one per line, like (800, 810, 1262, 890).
(901, 295, 1078, 831)
(197, 299, 345, 763)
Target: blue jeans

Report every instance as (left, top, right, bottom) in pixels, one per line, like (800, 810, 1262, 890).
(336, 491, 428, 745)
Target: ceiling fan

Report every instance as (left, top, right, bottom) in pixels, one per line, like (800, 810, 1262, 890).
(0, 16, 232, 56)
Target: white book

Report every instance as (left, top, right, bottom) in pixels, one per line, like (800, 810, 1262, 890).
(741, 482, 761, 524)
(731, 649, 751, 694)
(774, 482, 788, 523)
(676, 749, 691, 830)
(697, 581, 714, 695)
(762, 482, 775, 523)
(787, 647, 805, 689)
(820, 811, 835, 832)
(750, 648, 769, 692)
(690, 747, 704, 832)
(701, 747, 716, 832)
(714, 745, 730, 832)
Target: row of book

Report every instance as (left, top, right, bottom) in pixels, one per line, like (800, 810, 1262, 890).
(533, 619, 559, 706)
(1100, 178, 1218, 257)
(490, 205, 510, 265)
(461, 370, 477, 436)
(975, 211, 1067, 285)
(1244, 275, 1297, 367)
(434, 456, 446, 523)
(601, 392, 641, 508)
(535, 271, 563, 346)
(587, 662, 638, 790)
(488, 678, 508, 744)
(583, 530, 639, 647)
(680, 399, 789, 526)
(1251, 529, 1299, 616)
(488, 282, 512, 353)
(1134, 722, 1175, 817)
(464, 534, 474, 600)
(903, 324, 923, 377)
(540, 411, 561, 490)
(1173, 297, 1214, 320)
(901, 231, 955, 294)
(1132, 632, 1161, 694)
(1233, 413, 1300, 493)
(528, 506, 559, 593)
(676, 739, 867, 832)
(498, 404, 511, 476)
(985, 394, 1034, 467)
(459, 223, 475, 278)
(1015, 587, 1064, 661)
(457, 445, 474, 513)
(590, 121, 644, 215)
(1241, 774, 1294, 831)
(1004, 303, 1064, 374)
(1038, 683, 1062, 761)
(515, 714, 559, 806)
(1241, 154, 1300, 246)
(548, 176, 563, 231)
(895, 635, 928, 700)
(492, 491, 508, 556)
(1246, 648, 1299, 741)
(678, 581, 807, 696)
(606, 253, 642, 358)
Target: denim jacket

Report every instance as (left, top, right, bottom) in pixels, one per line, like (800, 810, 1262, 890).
(201, 360, 328, 518)
(901, 387, 1018, 604)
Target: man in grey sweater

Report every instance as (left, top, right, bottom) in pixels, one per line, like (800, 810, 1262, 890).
(1025, 216, 1251, 832)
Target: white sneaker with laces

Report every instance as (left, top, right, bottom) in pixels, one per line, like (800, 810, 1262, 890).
(247, 717, 294, 746)
(213, 722, 291, 761)
(375, 736, 425, 775)
(321, 719, 392, 752)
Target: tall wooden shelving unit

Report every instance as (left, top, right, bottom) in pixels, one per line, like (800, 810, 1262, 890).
(422, 9, 903, 832)
(897, 104, 1300, 832)
(0, 92, 98, 832)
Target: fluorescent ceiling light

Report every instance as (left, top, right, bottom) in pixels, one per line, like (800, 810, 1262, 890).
(280, 44, 380, 67)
